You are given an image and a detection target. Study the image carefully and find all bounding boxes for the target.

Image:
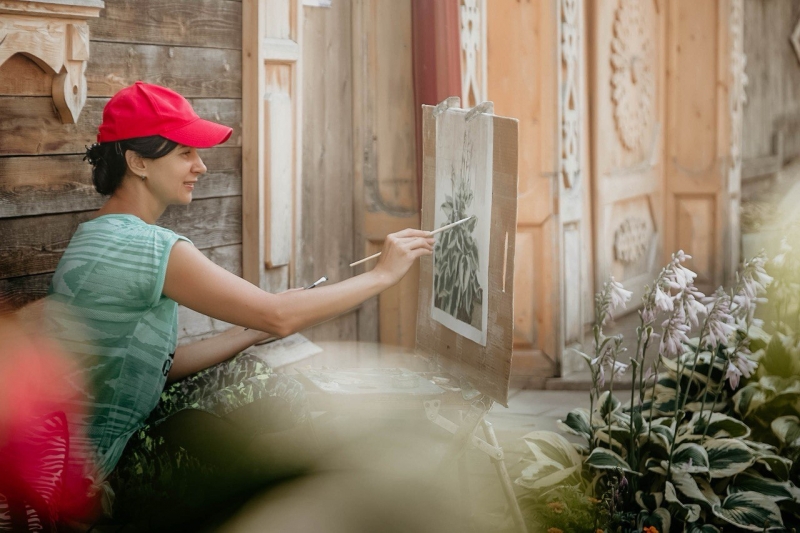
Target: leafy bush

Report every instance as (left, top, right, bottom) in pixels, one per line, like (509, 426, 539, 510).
(516, 251, 800, 532)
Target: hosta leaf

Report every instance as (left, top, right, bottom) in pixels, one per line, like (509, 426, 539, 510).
(520, 431, 582, 469)
(729, 472, 800, 502)
(637, 508, 671, 533)
(645, 457, 667, 475)
(687, 412, 751, 439)
(696, 476, 722, 507)
(756, 454, 793, 481)
(771, 415, 800, 449)
(516, 463, 580, 490)
(669, 442, 710, 474)
(671, 470, 714, 506)
(733, 383, 769, 419)
(712, 491, 784, 531)
(597, 391, 621, 419)
(705, 438, 756, 478)
(635, 490, 663, 512)
(687, 525, 720, 533)
(759, 335, 794, 379)
(665, 481, 701, 522)
(585, 447, 638, 474)
(646, 423, 674, 452)
(557, 409, 592, 441)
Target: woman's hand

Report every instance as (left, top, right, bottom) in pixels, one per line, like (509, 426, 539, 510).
(373, 228, 435, 285)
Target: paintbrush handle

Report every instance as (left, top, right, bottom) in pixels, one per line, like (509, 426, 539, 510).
(348, 215, 475, 268)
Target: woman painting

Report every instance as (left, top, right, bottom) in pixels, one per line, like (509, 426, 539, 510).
(44, 81, 434, 530)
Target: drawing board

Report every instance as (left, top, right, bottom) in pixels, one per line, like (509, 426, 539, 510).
(416, 99, 519, 406)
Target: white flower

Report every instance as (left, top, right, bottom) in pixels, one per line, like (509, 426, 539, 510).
(705, 318, 736, 348)
(611, 360, 629, 379)
(684, 295, 706, 328)
(673, 250, 692, 264)
(660, 320, 691, 358)
(733, 352, 758, 379)
(654, 286, 674, 312)
(724, 361, 743, 389)
(608, 277, 633, 311)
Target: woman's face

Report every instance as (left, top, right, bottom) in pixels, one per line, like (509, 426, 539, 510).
(144, 144, 207, 206)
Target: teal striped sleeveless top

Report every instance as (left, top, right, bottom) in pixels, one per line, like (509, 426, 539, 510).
(46, 214, 191, 483)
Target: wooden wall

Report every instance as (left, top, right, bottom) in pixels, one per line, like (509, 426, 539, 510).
(0, 0, 362, 345)
(742, 0, 800, 166)
(0, 1, 244, 342)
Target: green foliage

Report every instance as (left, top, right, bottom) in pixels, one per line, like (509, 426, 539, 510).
(515, 252, 800, 532)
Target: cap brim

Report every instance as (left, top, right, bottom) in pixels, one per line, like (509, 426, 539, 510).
(161, 117, 233, 148)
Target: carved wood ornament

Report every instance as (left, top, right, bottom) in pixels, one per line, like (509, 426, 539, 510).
(560, 0, 580, 189)
(729, 0, 747, 191)
(0, 0, 104, 124)
(459, 0, 485, 107)
(610, 0, 653, 152)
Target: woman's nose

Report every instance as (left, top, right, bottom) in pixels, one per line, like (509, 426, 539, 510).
(193, 154, 207, 174)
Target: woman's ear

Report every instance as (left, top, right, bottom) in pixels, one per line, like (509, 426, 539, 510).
(125, 150, 147, 177)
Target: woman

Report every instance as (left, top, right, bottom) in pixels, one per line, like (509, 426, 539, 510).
(46, 82, 434, 529)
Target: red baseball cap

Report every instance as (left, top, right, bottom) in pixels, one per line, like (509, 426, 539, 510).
(97, 81, 233, 148)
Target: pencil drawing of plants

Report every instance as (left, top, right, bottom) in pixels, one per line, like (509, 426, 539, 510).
(434, 131, 482, 328)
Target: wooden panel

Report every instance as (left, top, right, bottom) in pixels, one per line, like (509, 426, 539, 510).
(88, 0, 242, 50)
(0, 147, 242, 218)
(513, 228, 536, 348)
(374, 0, 417, 212)
(85, 42, 241, 98)
(672, 0, 718, 173)
(0, 97, 241, 156)
(741, 0, 800, 162)
(241, 0, 301, 289)
(487, 0, 561, 377)
(563, 223, 582, 345)
(0, 197, 242, 280)
(0, 52, 52, 96)
(265, 92, 292, 267)
(299, 1, 358, 343)
(675, 196, 716, 284)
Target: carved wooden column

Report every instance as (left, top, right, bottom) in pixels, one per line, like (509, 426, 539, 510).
(0, 0, 104, 124)
(458, 0, 486, 108)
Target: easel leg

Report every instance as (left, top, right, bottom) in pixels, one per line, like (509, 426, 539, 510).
(482, 420, 528, 533)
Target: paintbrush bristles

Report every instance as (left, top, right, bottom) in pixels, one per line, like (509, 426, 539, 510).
(349, 216, 476, 268)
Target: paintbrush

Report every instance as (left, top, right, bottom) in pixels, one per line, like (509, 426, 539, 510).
(349, 215, 476, 268)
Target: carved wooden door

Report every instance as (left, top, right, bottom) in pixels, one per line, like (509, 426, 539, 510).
(589, 0, 666, 306)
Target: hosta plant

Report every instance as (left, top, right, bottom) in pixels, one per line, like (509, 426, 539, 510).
(516, 252, 800, 532)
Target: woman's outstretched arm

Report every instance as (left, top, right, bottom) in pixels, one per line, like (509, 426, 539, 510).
(162, 228, 433, 375)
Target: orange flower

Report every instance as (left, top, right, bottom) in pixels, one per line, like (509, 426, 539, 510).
(596, 530, 604, 533)
(642, 527, 659, 533)
(587, 497, 602, 504)
(546, 501, 565, 514)
(547, 529, 564, 533)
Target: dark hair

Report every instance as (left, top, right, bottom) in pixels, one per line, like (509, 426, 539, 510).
(84, 136, 179, 195)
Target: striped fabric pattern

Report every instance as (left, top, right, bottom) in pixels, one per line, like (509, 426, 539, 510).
(44, 214, 191, 486)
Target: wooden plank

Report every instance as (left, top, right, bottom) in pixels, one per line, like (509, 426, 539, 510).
(0, 272, 51, 309)
(265, 92, 293, 267)
(88, 0, 242, 50)
(0, 97, 241, 156)
(86, 42, 241, 98)
(0, 53, 53, 97)
(0, 147, 242, 218)
(0, 196, 242, 279)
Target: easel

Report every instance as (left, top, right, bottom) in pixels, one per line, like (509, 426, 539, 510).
(296, 98, 525, 533)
